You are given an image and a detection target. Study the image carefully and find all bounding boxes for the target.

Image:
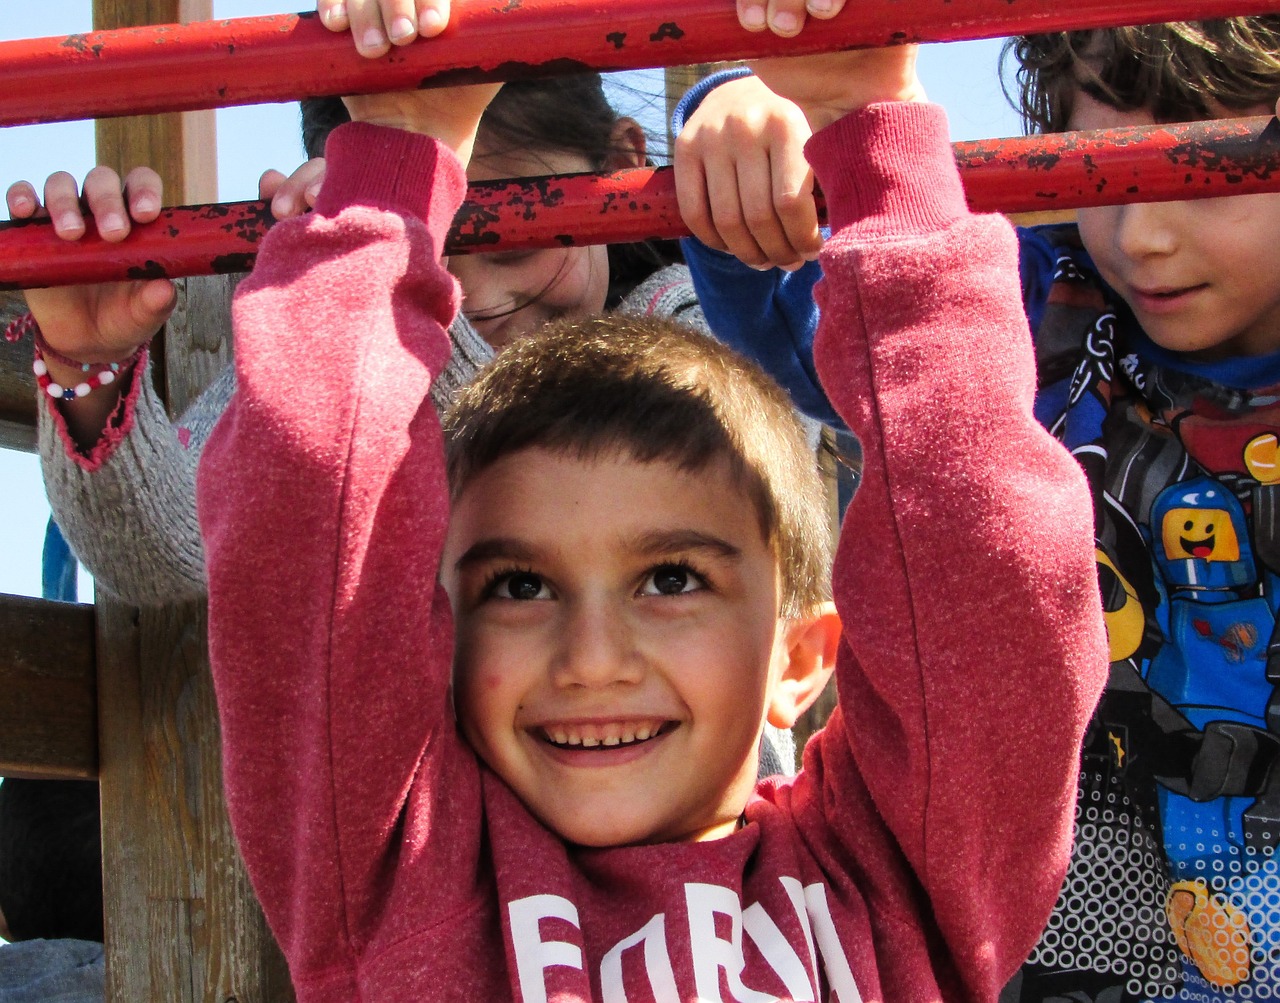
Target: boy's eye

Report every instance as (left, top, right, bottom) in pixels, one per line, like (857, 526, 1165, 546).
(490, 571, 550, 601)
(640, 564, 704, 597)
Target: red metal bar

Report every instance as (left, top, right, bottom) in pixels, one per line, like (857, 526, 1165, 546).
(1, 115, 1276, 290)
(3, 0, 1280, 127)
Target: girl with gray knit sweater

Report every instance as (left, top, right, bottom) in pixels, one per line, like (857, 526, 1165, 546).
(11, 75, 696, 609)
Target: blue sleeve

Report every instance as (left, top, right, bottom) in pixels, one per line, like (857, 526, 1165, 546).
(42, 517, 78, 602)
(670, 66, 753, 136)
(682, 238, 841, 427)
(673, 67, 843, 428)
(1018, 225, 1059, 339)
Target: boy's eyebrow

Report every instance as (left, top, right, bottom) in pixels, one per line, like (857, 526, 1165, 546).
(453, 530, 743, 571)
(625, 529, 743, 561)
(453, 538, 539, 571)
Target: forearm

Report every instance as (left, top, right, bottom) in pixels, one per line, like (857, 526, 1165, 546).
(198, 122, 476, 979)
(42, 364, 128, 452)
(38, 356, 213, 605)
(682, 238, 837, 427)
(810, 102, 1106, 991)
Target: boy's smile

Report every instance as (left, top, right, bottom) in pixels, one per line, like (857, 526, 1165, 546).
(1069, 91, 1280, 360)
(441, 447, 805, 848)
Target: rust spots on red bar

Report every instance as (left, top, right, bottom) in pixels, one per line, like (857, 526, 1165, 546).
(6, 0, 1280, 126)
(1, 118, 1277, 290)
(954, 116, 1279, 213)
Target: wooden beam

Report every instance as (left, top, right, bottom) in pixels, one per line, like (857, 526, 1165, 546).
(93, 1, 217, 205)
(0, 594, 97, 779)
(90, 4, 288, 1001)
(94, 274, 292, 1003)
(0, 289, 35, 451)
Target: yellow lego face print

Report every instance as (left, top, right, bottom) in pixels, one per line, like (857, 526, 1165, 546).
(1161, 508, 1241, 563)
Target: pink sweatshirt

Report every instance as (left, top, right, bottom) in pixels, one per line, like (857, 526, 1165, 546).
(198, 103, 1107, 1003)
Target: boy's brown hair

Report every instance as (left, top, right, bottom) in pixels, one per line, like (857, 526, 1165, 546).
(444, 315, 833, 618)
(1005, 17, 1280, 134)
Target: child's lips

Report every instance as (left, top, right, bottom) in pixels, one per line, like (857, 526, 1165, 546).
(1128, 282, 1208, 314)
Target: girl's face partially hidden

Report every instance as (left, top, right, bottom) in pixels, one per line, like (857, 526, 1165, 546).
(449, 141, 612, 350)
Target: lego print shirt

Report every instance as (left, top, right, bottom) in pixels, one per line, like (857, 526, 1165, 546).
(1022, 223, 1280, 1002)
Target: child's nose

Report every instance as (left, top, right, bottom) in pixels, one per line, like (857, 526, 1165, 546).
(551, 599, 643, 688)
(1113, 200, 1180, 260)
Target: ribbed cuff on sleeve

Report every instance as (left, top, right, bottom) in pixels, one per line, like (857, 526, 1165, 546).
(316, 121, 467, 229)
(806, 102, 968, 239)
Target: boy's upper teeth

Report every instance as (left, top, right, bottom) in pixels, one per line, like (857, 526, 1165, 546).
(542, 720, 663, 748)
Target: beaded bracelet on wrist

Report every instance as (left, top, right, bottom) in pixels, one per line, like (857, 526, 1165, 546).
(3, 310, 146, 402)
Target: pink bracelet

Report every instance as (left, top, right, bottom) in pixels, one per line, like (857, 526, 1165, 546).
(32, 345, 143, 402)
(32, 327, 104, 372)
(4, 311, 145, 401)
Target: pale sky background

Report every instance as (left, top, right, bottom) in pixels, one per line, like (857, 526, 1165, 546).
(0, 4, 1024, 602)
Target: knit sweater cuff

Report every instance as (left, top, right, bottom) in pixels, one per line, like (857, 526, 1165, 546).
(316, 121, 466, 228)
(805, 102, 966, 239)
(41, 348, 147, 472)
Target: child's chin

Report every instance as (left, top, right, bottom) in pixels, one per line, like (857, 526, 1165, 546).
(545, 813, 663, 849)
(540, 807, 742, 849)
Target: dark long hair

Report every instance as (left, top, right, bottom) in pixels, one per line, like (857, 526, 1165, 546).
(300, 75, 682, 309)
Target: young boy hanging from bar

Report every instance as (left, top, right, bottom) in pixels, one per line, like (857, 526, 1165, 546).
(21, 5, 1106, 999)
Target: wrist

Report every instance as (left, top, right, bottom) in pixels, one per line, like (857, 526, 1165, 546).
(21, 318, 147, 405)
(37, 337, 144, 375)
(801, 83, 928, 133)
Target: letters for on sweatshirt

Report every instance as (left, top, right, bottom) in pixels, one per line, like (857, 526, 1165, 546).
(508, 878, 863, 1003)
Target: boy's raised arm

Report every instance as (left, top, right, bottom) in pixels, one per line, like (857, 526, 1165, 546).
(764, 42, 1108, 996)
(197, 83, 497, 992)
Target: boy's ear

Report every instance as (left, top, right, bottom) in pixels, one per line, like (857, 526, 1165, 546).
(766, 603, 841, 730)
(606, 116, 648, 171)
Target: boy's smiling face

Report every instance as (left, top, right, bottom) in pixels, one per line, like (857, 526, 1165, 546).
(1069, 89, 1280, 360)
(441, 446, 807, 847)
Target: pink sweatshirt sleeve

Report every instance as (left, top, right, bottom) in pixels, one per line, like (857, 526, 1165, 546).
(802, 103, 1108, 995)
(197, 123, 480, 995)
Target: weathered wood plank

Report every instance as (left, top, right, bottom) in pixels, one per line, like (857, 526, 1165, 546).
(0, 593, 97, 778)
(96, 273, 291, 1003)
(93, 1, 217, 206)
(98, 597, 293, 1003)
(0, 290, 35, 451)
(792, 428, 844, 765)
(91, 0, 288, 997)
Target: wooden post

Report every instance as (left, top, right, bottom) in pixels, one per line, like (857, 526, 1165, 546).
(94, 274, 293, 1003)
(0, 291, 36, 451)
(90, 3, 290, 1001)
(93, 1, 217, 205)
(664, 63, 718, 154)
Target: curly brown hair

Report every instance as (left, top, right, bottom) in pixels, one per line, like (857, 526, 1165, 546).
(1003, 18, 1280, 134)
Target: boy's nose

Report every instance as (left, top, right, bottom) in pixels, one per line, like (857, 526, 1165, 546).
(1113, 200, 1180, 260)
(551, 600, 643, 689)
